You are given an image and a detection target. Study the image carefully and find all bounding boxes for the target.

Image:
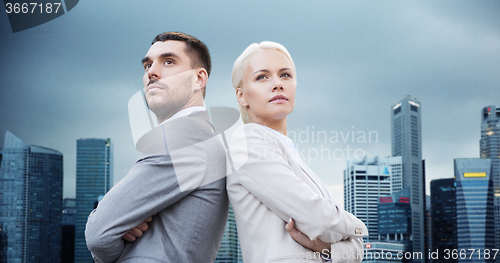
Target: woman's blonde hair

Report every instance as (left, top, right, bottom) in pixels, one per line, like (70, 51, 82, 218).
(231, 41, 296, 124)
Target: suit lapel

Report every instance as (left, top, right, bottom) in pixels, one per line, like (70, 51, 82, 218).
(293, 155, 331, 199)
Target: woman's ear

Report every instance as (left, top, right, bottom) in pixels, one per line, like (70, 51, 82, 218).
(194, 68, 208, 91)
(236, 87, 248, 107)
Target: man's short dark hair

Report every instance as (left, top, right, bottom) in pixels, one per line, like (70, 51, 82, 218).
(152, 32, 211, 97)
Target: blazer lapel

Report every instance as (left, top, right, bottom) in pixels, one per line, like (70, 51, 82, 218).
(293, 156, 331, 199)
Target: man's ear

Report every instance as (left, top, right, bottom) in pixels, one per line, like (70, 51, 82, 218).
(194, 68, 208, 91)
(236, 87, 248, 107)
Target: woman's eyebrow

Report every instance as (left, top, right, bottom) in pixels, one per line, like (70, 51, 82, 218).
(253, 69, 270, 75)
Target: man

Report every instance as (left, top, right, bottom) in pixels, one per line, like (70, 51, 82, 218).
(85, 32, 229, 263)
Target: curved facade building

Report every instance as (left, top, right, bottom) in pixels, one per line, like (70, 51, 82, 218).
(0, 131, 63, 263)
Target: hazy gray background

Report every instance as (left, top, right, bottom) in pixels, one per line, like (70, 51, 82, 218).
(1, 0, 499, 206)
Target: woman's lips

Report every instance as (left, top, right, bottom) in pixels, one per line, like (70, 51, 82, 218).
(269, 95, 288, 103)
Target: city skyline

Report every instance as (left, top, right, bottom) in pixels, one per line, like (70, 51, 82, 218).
(0, 1, 499, 204)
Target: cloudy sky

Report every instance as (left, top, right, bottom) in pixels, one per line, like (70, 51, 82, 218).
(1, 0, 499, 205)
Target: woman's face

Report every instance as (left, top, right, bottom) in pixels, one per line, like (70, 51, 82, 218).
(238, 49, 296, 123)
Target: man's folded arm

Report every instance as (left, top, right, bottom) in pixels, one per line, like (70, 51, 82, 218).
(85, 151, 205, 263)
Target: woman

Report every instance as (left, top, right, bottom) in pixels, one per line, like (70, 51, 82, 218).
(226, 41, 368, 263)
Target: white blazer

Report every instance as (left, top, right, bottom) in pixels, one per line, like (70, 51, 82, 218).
(226, 123, 368, 263)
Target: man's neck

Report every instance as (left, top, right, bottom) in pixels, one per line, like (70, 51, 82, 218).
(157, 105, 205, 125)
(156, 93, 204, 124)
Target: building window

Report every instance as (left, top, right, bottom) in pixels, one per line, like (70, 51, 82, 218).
(394, 107, 401, 115)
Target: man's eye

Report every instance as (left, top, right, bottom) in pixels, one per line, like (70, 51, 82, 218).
(144, 64, 151, 70)
(164, 60, 174, 65)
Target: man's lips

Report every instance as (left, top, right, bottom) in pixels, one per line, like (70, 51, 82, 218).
(147, 83, 162, 93)
(269, 95, 288, 103)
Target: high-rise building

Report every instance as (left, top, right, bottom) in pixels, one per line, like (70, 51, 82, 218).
(74, 138, 113, 263)
(454, 158, 495, 263)
(424, 195, 432, 263)
(344, 155, 403, 242)
(422, 160, 431, 263)
(0, 131, 63, 262)
(215, 205, 242, 263)
(377, 188, 412, 248)
(479, 105, 500, 253)
(391, 95, 425, 259)
(430, 178, 457, 263)
(62, 198, 76, 263)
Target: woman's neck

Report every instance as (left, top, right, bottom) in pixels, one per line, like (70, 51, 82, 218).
(250, 117, 288, 136)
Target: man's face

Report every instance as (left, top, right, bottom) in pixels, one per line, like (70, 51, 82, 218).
(142, 40, 196, 122)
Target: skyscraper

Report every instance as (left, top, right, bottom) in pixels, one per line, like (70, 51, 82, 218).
(344, 155, 403, 243)
(454, 158, 495, 263)
(377, 188, 412, 248)
(479, 105, 500, 253)
(62, 198, 76, 263)
(215, 205, 242, 263)
(363, 188, 412, 263)
(391, 95, 425, 259)
(74, 138, 113, 263)
(430, 178, 457, 263)
(0, 131, 63, 262)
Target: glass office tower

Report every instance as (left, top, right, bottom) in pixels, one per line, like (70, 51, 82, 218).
(430, 178, 457, 263)
(454, 158, 495, 263)
(62, 198, 76, 263)
(74, 138, 113, 263)
(0, 131, 63, 263)
(215, 205, 242, 263)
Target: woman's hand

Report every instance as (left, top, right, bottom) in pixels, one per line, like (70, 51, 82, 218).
(285, 218, 330, 253)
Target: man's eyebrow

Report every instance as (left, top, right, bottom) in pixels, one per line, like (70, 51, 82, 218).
(142, 52, 181, 65)
(141, 56, 151, 65)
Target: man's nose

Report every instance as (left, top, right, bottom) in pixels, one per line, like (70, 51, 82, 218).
(148, 62, 161, 80)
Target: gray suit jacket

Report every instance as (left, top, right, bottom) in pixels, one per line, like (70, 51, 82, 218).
(85, 111, 229, 263)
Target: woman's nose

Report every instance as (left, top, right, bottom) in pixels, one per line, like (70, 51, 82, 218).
(273, 79, 284, 91)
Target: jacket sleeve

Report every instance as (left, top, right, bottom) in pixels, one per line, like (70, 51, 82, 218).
(227, 124, 367, 243)
(327, 238, 364, 263)
(85, 133, 208, 262)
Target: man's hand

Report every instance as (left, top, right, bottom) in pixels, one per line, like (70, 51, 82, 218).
(285, 218, 330, 253)
(122, 215, 154, 242)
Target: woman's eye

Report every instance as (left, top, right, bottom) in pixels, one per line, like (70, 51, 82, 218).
(256, 75, 267, 81)
(281, 73, 291, 78)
